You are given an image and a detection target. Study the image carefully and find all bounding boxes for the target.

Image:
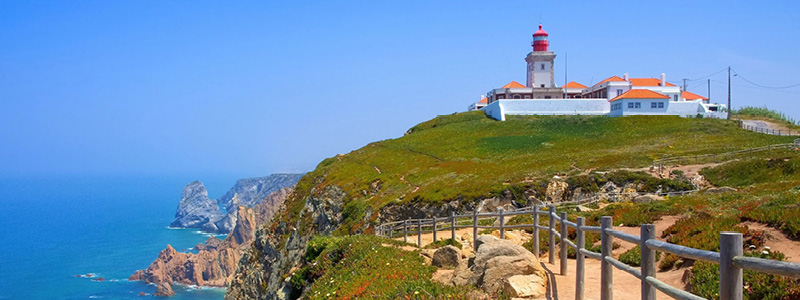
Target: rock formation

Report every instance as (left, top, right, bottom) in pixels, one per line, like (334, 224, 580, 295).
(449, 235, 547, 298)
(132, 188, 293, 296)
(217, 174, 304, 211)
(169, 181, 223, 230)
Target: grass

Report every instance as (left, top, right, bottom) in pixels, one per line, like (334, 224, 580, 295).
(292, 235, 481, 299)
(279, 112, 792, 235)
(733, 106, 799, 127)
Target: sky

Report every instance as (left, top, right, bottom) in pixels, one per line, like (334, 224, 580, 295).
(2, 1, 799, 179)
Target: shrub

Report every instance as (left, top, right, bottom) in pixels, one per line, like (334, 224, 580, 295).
(618, 245, 661, 267)
(690, 250, 800, 300)
(423, 238, 462, 249)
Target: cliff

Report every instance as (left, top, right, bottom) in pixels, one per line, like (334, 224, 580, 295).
(170, 174, 302, 233)
(131, 187, 294, 293)
(169, 181, 223, 231)
(224, 113, 794, 299)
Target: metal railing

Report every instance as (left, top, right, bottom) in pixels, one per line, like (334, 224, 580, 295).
(376, 206, 800, 300)
(652, 139, 800, 173)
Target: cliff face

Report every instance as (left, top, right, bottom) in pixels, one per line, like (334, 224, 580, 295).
(170, 181, 223, 230)
(170, 175, 303, 234)
(131, 188, 294, 293)
(217, 174, 305, 211)
(225, 184, 347, 300)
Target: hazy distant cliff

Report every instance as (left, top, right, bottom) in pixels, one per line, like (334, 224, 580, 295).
(169, 174, 303, 233)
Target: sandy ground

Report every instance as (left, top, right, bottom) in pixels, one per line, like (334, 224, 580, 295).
(740, 119, 798, 135)
(392, 215, 800, 299)
(743, 221, 800, 263)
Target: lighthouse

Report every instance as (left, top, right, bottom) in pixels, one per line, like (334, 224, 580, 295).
(525, 24, 556, 88)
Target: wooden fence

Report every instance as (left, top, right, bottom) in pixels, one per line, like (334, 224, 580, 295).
(375, 204, 800, 300)
(740, 123, 799, 136)
(652, 139, 800, 174)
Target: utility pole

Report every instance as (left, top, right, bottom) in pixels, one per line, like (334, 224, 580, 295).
(707, 79, 711, 101)
(683, 78, 688, 92)
(727, 66, 731, 120)
(564, 52, 568, 99)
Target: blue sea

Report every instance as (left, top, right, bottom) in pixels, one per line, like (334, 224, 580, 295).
(0, 175, 240, 300)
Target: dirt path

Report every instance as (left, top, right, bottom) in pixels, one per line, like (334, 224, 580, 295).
(740, 119, 798, 135)
(743, 222, 800, 263)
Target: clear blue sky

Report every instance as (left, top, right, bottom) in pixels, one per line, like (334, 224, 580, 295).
(2, 1, 799, 178)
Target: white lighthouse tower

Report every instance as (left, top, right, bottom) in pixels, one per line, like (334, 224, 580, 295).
(525, 24, 556, 88)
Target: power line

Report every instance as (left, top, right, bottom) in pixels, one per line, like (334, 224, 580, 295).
(731, 68, 800, 89)
(687, 67, 729, 81)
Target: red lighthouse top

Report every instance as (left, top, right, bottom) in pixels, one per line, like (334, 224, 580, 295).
(532, 24, 549, 52)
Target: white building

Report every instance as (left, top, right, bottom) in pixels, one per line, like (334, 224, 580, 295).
(469, 24, 728, 120)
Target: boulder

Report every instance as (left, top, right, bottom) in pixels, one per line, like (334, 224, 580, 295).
(450, 235, 547, 296)
(432, 246, 461, 268)
(633, 194, 662, 204)
(705, 186, 737, 194)
(503, 274, 547, 298)
(155, 282, 175, 297)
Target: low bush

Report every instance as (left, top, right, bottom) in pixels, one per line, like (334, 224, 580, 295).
(690, 250, 800, 300)
(423, 238, 462, 249)
(618, 245, 661, 267)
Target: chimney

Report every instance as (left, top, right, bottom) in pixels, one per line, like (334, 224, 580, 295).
(660, 73, 666, 86)
(623, 73, 629, 81)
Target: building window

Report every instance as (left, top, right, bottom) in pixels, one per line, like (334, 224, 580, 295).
(628, 102, 634, 109)
(635, 102, 641, 108)
(541, 63, 545, 70)
(658, 102, 664, 108)
(651, 102, 658, 108)
(524, 95, 530, 99)
(498, 95, 505, 99)
(617, 89, 623, 96)
(541, 84, 545, 88)
(513, 94, 521, 99)
(674, 95, 678, 101)
(545, 95, 552, 99)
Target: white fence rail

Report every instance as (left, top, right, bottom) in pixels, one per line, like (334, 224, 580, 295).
(375, 205, 800, 300)
(652, 139, 800, 173)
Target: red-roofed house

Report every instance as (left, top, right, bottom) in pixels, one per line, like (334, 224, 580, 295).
(682, 91, 709, 103)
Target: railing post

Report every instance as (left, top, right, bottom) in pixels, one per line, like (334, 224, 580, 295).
(473, 210, 478, 252)
(499, 208, 505, 239)
(403, 219, 408, 243)
(720, 232, 743, 300)
(600, 216, 613, 300)
(533, 206, 540, 256)
(432, 216, 437, 242)
(641, 224, 656, 300)
(575, 217, 585, 300)
(549, 206, 557, 264)
(560, 211, 568, 275)
(450, 211, 456, 240)
(417, 220, 422, 248)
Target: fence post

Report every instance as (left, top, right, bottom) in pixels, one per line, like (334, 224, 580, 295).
(450, 211, 456, 240)
(403, 219, 408, 243)
(473, 210, 478, 252)
(720, 232, 743, 300)
(432, 216, 437, 242)
(416, 220, 422, 247)
(641, 224, 656, 300)
(533, 206, 540, 256)
(600, 216, 613, 300)
(498, 208, 505, 239)
(714, 154, 717, 163)
(575, 217, 585, 300)
(695, 155, 698, 164)
(560, 211, 568, 275)
(549, 206, 557, 264)
(769, 144, 772, 152)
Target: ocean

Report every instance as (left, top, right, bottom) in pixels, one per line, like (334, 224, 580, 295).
(0, 175, 238, 300)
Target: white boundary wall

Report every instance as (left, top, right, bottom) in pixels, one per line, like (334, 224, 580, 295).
(483, 99, 609, 121)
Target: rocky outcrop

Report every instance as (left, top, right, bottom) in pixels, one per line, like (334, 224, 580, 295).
(155, 282, 175, 297)
(170, 181, 223, 229)
(225, 185, 347, 300)
(132, 188, 293, 296)
(450, 235, 547, 297)
(217, 174, 304, 211)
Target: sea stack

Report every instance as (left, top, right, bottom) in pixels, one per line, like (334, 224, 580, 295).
(169, 181, 223, 230)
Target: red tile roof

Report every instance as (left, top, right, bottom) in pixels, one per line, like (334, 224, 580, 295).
(610, 89, 670, 102)
(681, 91, 708, 100)
(564, 81, 588, 89)
(595, 76, 625, 86)
(630, 78, 677, 87)
(501, 81, 526, 88)
(478, 96, 488, 104)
